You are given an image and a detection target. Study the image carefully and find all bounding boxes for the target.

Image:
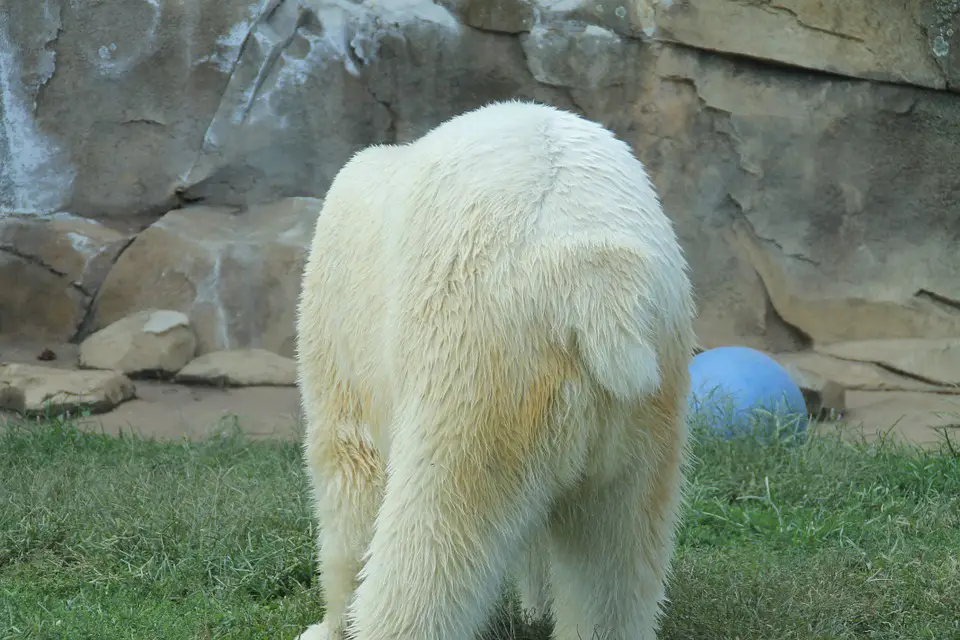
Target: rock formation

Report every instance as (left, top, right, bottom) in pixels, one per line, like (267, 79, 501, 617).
(2, 0, 960, 441)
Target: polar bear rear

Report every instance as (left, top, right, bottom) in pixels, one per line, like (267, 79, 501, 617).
(295, 100, 696, 640)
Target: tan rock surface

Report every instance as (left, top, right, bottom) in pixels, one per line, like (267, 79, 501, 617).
(2, 0, 960, 354)
(651, 48, 960, 347)
(90, 198, 321, 357)
(0, 214, 128, 341)
(652, 0, 956, 91)
(454, 0, 960, 90)
(176, 349, 297, 387)
(0, 363, 135, 415)
(0, 340, 80, 370)
(775, 351, 948, 393)
(80, 309, 196, 377)
(817, 339, 960, 388)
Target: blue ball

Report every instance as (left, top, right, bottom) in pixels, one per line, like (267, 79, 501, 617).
(687, 346, 808, 439)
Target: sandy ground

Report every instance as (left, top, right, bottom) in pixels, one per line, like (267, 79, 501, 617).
(2, 339, 957, 447)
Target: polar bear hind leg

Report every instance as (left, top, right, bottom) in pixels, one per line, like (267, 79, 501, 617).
(299, 375, 386, 640)
(547, 392, 687, 640)
(514, 528, 554, 622)
(345, 341, 577, 640)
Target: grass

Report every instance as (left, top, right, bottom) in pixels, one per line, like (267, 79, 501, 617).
(1, 411, 958, 640)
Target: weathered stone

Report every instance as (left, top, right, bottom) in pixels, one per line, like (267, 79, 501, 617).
(90, 198, 321, 357)
(176, 349, 297, 387)
(0, 363, 135, 415)
(181, 0, 575, 206)
(444, 0, 535, 33)
(0, 213, 128, 340)
(621, 46, 960, 348)
(817, 339, 960, 389)
(521, 21, 643, 89)
(2, 0, 960, 356)
(839, 390, 960, 445)
(1, 0, 266, 217)
(79, 309, 196, 377)
(363, 11, 577, 145)
(451, 0, 659, 40)
(452, 0, 960, 91)
(652, 0, 959, 91)
(178, 0, 397, 207)
(774, 351, 946, 394)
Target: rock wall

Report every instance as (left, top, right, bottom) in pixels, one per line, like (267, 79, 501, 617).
(2, 0, 960, 355)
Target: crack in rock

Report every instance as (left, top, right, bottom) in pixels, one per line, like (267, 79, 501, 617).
(238, 4, 310, 127)
(0, 244, 66, 278)
(915, 288, 960, 313)
(727, 193, 821, 267)
(818, 352, 959, 391)
(761, 1, 867, 44)
(0, 245, 86, 295)
(71, 234, 139, 343)
(178, 0, 284, 190)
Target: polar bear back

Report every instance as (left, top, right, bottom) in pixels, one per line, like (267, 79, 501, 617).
(299, 100, 695, 461)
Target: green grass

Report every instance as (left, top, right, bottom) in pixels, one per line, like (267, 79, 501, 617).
(1, 412, 958, 640)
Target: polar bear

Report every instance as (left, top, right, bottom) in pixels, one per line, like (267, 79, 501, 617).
(295, 100, 696, 640)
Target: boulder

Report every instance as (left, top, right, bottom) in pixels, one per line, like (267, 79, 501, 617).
(89, 198, 320, 357)
(0, 363, 135, 415)
(79, 309, 196, 377)
(181, 0, 576, 206)
(175, 349, 297, 387)
(454, 0, 960, 90)
(0, 213, 128, 340)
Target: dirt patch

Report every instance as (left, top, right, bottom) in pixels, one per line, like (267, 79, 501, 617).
(0, 338, 302, 441)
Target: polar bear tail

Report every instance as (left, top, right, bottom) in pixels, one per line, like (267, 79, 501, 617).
(579, 317, 662, 403)
(552, 242, 686, 404)
(577, 297, 664, 403)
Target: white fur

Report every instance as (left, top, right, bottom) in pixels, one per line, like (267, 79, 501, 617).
(295, 100, 696, 640)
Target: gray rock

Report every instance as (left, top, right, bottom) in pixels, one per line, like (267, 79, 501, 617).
(1, 0, 266, 217)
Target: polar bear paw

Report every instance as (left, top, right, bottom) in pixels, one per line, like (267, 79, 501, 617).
(296, 621, 343, 640)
